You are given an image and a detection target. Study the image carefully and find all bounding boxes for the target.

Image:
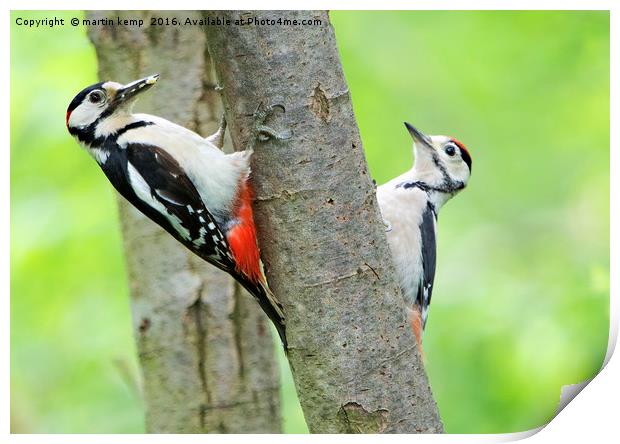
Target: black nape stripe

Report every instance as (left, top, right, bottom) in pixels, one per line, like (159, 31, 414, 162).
(399, 181, 430, 192)
(74, 120, 154, 147)
(115, 121, 154, 138)
(397, 179, 465, 195)
(460, 148, 472, 171)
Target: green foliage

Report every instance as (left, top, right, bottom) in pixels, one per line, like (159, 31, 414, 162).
(332, 10, 609, 433)
(11, 11, 143, 433)
(11, 10, 609, 434)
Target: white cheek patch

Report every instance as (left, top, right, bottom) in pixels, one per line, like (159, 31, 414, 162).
(69, 102, 104, 128)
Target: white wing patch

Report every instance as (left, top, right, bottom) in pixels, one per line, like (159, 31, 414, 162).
(127, 162, 192, 241)
(193, 227, 208, 247)
(116, 116, 250, 215)
(421, 283, 432, 324)
(154, 188, 184, 206)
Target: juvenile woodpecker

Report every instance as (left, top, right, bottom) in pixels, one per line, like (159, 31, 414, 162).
(66, 75, 287, 345)
(376, 122, 472, 350)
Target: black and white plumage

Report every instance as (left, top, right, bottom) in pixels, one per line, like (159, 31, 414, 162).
(377, 122, 472, 347)
(66, 75, 286, 345)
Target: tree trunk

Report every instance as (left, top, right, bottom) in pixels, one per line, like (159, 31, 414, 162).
(205, 10, 443, 433)
(87, 10, 281, 433)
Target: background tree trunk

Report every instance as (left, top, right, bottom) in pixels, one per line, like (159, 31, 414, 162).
(87, 10, 281, 433)
(205, 10, 443, 433)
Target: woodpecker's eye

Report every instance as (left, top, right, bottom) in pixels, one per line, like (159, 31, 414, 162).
(444, 143, 457, 157)
(88, 90, 105, 104)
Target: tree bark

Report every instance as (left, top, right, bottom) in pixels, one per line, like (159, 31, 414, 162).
(205, 10, 443, 433)
(87, 10, 281, 433)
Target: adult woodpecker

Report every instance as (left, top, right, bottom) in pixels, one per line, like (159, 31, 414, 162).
(66, 74, 287, 345)
(376, 122, 472, 350)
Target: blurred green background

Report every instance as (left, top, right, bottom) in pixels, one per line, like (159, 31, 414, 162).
(11, 10, 609, 434)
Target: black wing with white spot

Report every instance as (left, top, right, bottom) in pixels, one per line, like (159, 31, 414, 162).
(417, 202, 437, 328)
(123, 143, 234, 269)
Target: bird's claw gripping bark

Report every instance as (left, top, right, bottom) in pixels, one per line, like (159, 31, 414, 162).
(253, 103, 292, 142)
(205, 113, 227, 149)
(257, 125, 293, 142)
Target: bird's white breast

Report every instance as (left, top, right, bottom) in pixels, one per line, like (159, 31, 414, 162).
(377, 175, 429, 305)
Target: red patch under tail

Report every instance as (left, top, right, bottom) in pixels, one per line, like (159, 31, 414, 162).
(226, 181, 264, 284)
(408, 306, 425, 359)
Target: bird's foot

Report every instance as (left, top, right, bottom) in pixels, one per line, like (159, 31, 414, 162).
(205, 113, 227, 149)
(256, 125, 293, 142)
(253, 103, 292, 142)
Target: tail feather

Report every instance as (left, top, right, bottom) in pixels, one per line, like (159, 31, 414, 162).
(237, 275, 287, 348)
(227, 181, 287, 347)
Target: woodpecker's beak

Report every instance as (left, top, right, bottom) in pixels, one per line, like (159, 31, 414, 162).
(115, 74, 159, 105)
(404, 122, 433, 149)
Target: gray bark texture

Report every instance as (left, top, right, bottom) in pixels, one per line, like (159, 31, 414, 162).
(205, 10, 443, 434)
(87, 10, 281, 433)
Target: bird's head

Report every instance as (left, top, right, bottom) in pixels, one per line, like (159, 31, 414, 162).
(405, 122, 472, 194)
(66, 74, 159, 140)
